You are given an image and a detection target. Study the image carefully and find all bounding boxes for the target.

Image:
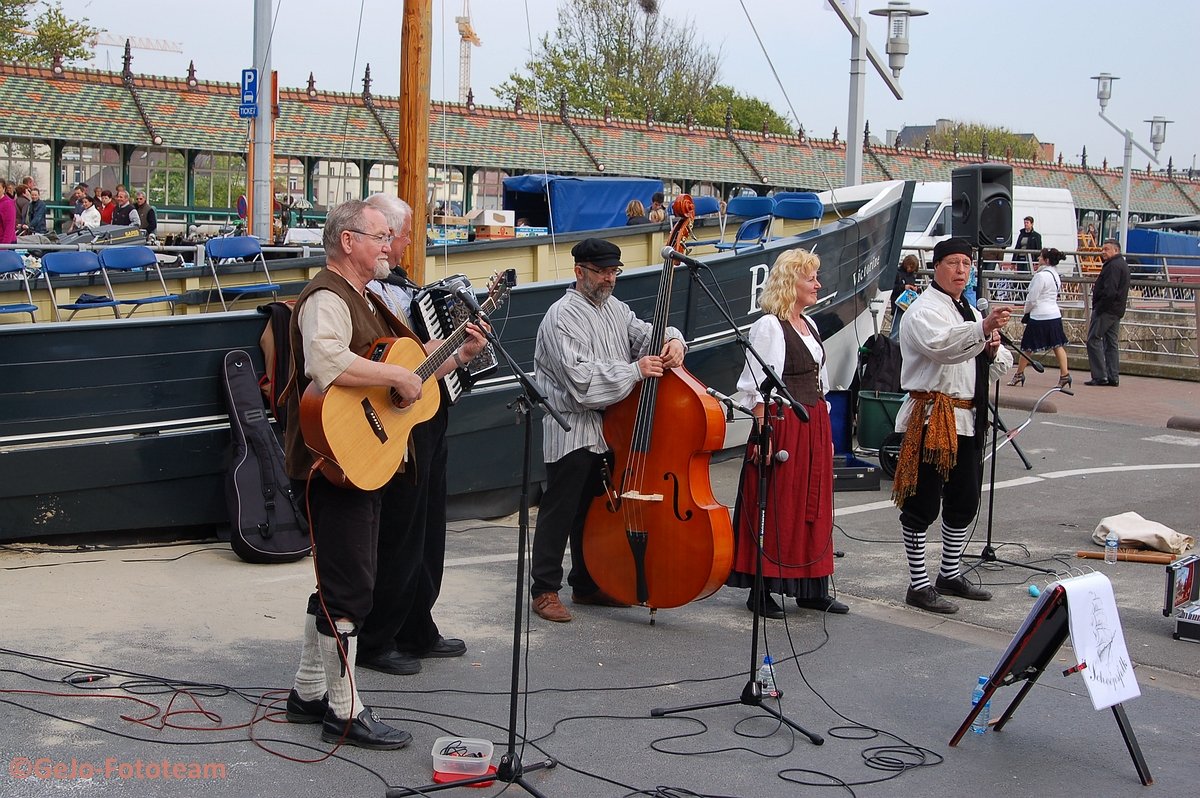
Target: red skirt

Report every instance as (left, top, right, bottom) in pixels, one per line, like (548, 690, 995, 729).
(729, 400, 835, 584)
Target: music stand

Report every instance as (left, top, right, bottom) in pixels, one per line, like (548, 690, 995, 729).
(386, 316, 568, 797)
(950, 583, 1152, 786)
(649, 255, 822, 746)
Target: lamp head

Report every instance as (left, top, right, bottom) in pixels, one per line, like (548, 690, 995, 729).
(1091, 72, 1117, 110)
(1145, 116, 1171, 156)
(871, 1, 928, 78)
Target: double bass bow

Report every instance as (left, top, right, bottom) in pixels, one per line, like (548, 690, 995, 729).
(582, 195, 734, 616)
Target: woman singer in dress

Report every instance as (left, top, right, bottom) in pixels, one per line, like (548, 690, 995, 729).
(1008, 247, 1072, 389)
(728, 249, 847, 618)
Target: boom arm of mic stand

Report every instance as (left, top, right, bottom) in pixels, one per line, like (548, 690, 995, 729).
(476, 319, 571, 433)
(679, 263, 808, 422)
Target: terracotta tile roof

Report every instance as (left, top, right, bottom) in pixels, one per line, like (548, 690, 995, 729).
(2, 61, 1198, 215)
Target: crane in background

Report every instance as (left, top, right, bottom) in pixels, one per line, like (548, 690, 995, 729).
(90, 32, 184, 71)
(455, 0, 480, 103)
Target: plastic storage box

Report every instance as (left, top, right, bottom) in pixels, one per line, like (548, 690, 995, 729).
(431, 736, 494, 776)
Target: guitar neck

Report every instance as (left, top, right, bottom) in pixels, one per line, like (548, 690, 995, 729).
(414, 293, 501, 382)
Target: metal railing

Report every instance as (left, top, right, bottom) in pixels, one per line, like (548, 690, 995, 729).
(893, 245, 1199, 375)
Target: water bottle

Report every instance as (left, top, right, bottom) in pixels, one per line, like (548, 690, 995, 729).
(1104, 529, 1119, 564)
(971, 676, 991, 735)
(757, 655, 781, 698)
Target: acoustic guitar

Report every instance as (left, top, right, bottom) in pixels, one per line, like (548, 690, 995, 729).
(300, 281, 508, 490)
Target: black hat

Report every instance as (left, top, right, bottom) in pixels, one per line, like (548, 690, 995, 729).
(932, 237, 974, 264)
(571, 238, 623, 268)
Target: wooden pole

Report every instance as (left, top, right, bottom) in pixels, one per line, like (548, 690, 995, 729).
(399, 0, 431, 284)
(1075, 550, 1175, 565)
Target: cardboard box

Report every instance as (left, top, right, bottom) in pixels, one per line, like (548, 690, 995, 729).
(474, 225, 514, 239)
(428, 224, 468, 241)
(431, 215, 469, 226)
(515, 226, 549, 238)
(467, 209, 516, 227)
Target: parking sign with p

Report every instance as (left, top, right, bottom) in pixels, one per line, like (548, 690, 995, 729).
(241, 69, 258, 104)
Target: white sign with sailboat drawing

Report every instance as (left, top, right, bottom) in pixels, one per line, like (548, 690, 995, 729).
(1059, 572, 1140, 710)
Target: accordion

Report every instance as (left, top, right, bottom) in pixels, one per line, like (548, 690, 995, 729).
(411, 274, 499, 403)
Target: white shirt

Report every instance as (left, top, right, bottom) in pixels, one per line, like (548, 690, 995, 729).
(297, 277, 371, 391)
(1024, 264, 1062, 320)
(78, 206, 101, 229)
(734, 314, 829, 408)
(896, 286, 1013, 435)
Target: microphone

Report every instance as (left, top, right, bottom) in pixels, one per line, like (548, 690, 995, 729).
(660, 246, 707, 271)
(705, 387, 750, 420)
(774, 450, 789, 463)
(453, 286, 488, 320)
(976, 298, 1043, 373)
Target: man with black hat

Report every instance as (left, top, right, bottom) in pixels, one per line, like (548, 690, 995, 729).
(529, 238, 687, 622)
(891, 237, 1013, 614)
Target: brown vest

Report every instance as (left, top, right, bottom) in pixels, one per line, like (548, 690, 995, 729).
(780, 315, 825, 407)
(283, 269, 419, 480)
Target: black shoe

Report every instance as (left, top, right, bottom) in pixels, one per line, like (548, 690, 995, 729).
(1107, 379, 1119, 387)
(321, 707, 412, 750)
(359, 648, 422, 676)
(905, 586, 958, 614)
(795, 595, 850, 614)
(285, 689, 327, 724)
(746, 590, 785, 619)
(412, 635, 466, 659)
(1083, 379, 1110, 386)
(935, 574, 993, 601)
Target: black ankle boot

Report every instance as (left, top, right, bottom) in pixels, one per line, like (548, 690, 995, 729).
(746, 589, 785, 619)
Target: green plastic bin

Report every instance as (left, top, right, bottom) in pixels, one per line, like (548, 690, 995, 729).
(856, 391, 906, 450)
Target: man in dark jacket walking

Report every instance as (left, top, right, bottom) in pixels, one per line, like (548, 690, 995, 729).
(1084, 239, 1130, 387)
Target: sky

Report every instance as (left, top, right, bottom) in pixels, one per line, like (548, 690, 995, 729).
(57, 0, 1199, 175)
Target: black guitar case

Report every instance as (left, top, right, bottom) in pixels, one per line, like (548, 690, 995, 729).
(220, 349, 310, 564)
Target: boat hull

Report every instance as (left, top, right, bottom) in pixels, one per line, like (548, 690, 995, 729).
(0, 184, 910, 539)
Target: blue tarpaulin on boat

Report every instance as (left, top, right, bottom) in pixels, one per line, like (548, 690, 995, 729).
(1127, 228, 1200, 271)
(502, 174, 662, 234)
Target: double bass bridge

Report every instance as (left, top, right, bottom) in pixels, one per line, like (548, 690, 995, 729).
(618, 490, 663, 502)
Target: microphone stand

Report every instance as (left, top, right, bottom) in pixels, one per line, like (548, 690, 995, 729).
(387, 315, 565, 797)
(649, 255, 822, 746)
(963, 348, 1057, 579)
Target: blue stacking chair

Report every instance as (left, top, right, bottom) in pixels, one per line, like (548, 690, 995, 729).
(40, 250, 121, 321)
(0, 250, 38, 322)
(772, 195, 825, 237)
(98, 245, 180, 317)
(712, 196, 775, 253)
(203, 236, 279, 310)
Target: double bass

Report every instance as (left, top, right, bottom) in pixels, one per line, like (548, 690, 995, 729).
(582, 196, 733, 614)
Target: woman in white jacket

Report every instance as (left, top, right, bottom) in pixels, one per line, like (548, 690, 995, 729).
(1009, 248, 1071, 388)
(76, 195, 101, 230)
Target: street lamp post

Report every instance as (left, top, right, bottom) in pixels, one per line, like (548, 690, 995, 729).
(1090, 73, 1171, 249)
(829, 1, 926, 187)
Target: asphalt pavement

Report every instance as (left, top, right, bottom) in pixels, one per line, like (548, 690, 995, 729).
(2, 375, 1197, 797)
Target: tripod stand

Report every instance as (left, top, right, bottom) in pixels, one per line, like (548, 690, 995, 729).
(649, 253, 821, 745)
(387, 320, 567, 797)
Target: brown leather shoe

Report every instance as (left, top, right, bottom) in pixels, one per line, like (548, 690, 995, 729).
(571, 589, 631, 608)
(532, 592, 572, 622)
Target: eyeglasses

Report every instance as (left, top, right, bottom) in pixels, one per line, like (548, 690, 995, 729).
(579, 263, 622, 277)
(348, 229, 395, 246)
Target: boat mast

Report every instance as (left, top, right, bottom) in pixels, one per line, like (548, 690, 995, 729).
(399, 0, 432, 283)
(250, 0, 273, 241)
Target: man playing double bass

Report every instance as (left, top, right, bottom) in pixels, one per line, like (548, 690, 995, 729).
(529, 238, 687, 623)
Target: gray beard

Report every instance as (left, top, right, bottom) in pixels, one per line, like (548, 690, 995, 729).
(581, 282, 613, 306)
(373, 261, 391, 281)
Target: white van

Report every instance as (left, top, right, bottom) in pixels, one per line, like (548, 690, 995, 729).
(903, 181, 1078, 273)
